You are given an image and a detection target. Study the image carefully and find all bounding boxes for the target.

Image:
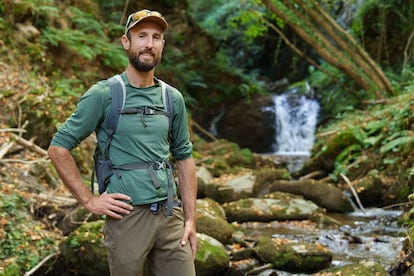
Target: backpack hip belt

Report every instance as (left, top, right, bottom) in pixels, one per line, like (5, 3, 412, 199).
(112, 160, 173, 190)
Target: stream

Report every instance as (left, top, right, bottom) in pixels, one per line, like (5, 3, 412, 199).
(238, 207, 405, 274)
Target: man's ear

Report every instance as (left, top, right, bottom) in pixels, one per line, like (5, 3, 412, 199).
(121, 35, 130, 50)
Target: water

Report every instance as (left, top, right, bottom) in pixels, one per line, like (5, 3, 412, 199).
(238, 208, 405, 274)
(267, 87, 320, 172)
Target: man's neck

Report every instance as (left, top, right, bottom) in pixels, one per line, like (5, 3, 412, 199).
(125, 65, 155, 88)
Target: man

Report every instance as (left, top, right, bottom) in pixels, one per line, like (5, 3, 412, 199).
(48, 9, 197, 275)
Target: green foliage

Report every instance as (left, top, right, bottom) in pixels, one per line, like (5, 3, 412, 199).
(0, 187, 57, 274)
(308, 63, 370, 118)
(320, 88, 414, 181)
(41, 6, 127, 69)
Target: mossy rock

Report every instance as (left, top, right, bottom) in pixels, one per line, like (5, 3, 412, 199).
(195, 233, 229, 276)
(196, 198, 234, 244)
(319, 261, 388, 275)
(223, 197, 323, 222)
(255, 237, 332, 273)
(59, 220, 109, 275)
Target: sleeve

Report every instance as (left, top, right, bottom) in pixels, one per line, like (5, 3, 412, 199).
(50, 82, 110, 150)
(170, 88, 193, 160)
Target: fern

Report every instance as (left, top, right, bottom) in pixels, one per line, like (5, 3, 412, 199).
(380, 134, 414, 153)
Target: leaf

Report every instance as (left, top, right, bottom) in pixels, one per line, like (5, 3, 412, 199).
(380, 136, 414, 153)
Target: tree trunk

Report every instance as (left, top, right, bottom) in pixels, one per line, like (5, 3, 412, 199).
(260, 0, 394, 98)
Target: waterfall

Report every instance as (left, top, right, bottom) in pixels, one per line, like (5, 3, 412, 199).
(272, 86, 320, 172)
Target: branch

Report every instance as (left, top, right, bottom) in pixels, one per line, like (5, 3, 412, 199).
(403, 28, 414, 70)
(256, 12, 352, 94)
(12, 134, 48, 157)
(340, 173, 365, 212)
(35, 193, 78, 207)
(0, 128, 26, 133)
(0, 141, 16, 159)
(191, 120, 217, 141)
(24, 253, 59, 276)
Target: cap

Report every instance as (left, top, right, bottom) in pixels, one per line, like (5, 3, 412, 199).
(125, 9, 168, 35)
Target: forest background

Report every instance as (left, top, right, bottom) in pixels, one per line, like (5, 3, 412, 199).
(0, 0, 413, 274)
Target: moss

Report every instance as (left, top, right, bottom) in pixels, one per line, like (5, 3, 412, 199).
(256, 237, 332, 273)
(195, 234, 229, 276)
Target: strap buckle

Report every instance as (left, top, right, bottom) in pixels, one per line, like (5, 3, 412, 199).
(144, 107, 155, 115)
(153, 161, 167, 170)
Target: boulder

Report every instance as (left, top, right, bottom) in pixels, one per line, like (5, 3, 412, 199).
(196, 198, 234, 244)
(205, 172, 256, 203)
(319, 261, 388, 275)
(58, 220, 109, 275)
(255, 236, 332, 273)
(195, 233, 230, 276)
(223, 197, 324, 223)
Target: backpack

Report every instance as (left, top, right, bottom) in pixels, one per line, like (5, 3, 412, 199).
(91, 74, 175, 196)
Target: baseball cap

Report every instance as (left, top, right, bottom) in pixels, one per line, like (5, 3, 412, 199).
(125, 9, 168, 34)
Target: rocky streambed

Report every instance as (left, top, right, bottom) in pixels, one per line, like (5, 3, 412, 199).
(43, 165, 408, 276)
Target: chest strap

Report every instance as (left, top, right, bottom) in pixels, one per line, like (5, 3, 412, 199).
(119, 107, 170, 128)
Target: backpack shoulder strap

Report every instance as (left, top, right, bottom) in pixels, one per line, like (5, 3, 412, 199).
(158, 79, 174, 133)
(107, 75, 126, 134)
(91, 75, 125, 194)
(104, 74, 125, 159)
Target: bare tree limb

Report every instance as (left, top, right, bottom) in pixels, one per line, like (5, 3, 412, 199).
(0, 128, 26, 133)
(259, 0, 394, 97)
(340, 173, 365, 212)
(24, 253, 59, 276)
(0, 141, 16, 159)
(12, 134, 48, 157)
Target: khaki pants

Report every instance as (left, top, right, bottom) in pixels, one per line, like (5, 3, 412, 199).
(104, 205, 195, 276)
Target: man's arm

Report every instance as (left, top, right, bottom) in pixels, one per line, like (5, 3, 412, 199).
(176, 157, 197, 258)
(48, 145, 133, 219)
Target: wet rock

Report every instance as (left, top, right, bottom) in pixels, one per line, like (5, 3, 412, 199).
(320, 260, 388, 275)
(195, 233, 230, 276)
(255, 236, 332, 273)
(196, 198, 234, 244)
(223, 197, 324, 223)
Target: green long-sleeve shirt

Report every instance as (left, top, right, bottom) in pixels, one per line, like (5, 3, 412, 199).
(51, 72, 193, 205)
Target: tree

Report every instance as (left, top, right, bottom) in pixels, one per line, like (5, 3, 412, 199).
(259, 0, 395, 98)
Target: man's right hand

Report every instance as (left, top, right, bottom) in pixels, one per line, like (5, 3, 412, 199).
(85, 193, 133, 219)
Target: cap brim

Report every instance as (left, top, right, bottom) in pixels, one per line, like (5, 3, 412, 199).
(127, 16, 168, 33)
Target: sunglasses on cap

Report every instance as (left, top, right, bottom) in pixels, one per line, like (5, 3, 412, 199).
(125, 9, 168, 34)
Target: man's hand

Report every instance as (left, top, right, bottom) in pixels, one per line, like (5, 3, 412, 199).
(181, 219, 197, 258)
(85, 193, 133, 220)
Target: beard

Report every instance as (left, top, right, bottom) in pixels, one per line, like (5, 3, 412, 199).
(128, 49, 160, 72)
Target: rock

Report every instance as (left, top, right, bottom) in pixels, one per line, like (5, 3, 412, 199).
(353, 171, 383, 206)
(223, 197, 324, 222)
(216, 94, 276, 153)
(196, 198, 234, 244)
(205, 172, 256, 203)
(319, 260, 388, 275)
(261, 179, 354, 212)
(58, 220, 109, 275)
(195, 233, 230, 276)
(196, 166, 214, 198)
(255, 236, 332, 273)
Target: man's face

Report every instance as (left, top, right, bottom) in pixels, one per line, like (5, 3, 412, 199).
(125, 21, 165, 72)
